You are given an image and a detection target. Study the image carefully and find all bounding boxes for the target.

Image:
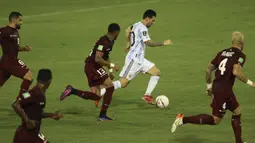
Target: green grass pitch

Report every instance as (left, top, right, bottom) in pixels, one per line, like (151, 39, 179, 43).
(1, 0, 255, 142)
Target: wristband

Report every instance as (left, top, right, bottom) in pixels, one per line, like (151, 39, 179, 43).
(110, 63, 115, 68)
(246, 80, 253, 86)
(207, 83, 212, 89)
(109, 69, 113, 73)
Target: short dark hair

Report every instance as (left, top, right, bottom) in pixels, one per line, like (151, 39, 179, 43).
(37, 69, 52, 82)
(108, 23, 120, 33)
(143, 9, 156, 19)
(9, 12, 22, 21)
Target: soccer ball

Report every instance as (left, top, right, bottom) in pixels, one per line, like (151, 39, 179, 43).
(156, 95, 169, 108)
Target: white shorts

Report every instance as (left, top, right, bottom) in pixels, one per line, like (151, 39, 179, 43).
(119, 58, 155, 80)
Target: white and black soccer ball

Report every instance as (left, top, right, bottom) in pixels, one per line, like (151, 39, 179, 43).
(156, 95, 169, 108)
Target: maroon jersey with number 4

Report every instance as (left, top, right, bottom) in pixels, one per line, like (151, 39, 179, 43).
(211, 47, 246, 93)
(85, 35, 114, 63)
(0, 26, 20, 58)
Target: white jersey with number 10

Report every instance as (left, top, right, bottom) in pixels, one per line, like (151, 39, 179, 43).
(126, 22, 151, 63)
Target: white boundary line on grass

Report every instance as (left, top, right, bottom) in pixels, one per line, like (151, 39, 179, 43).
(0, 0, 160, 21)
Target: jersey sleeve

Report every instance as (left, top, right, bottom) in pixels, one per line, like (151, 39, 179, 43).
(236, 54, 246, 67)
(140, 26, 151, 42)
(211, 52, 221, 67)
(18, 92, 36, 106)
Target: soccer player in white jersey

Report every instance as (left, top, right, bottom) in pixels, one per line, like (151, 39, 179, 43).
(98, 9, 172, 105)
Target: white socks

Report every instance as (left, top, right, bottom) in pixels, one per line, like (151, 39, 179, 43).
(100, 80, 121, 96)
(145, 76, 160, 95)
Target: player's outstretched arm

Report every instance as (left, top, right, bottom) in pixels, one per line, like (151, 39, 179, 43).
(19, 45, 32, 52)
(145, 39, 172, 47)
(233, 64, 255, 87)
(205, 63, 217, 96)
(42, 110, 63, 120)
(95, 51, 119, 71)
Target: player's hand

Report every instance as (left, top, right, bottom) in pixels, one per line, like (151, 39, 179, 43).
(206, 88, 213, 97)
(252, 82, 255, 88)
(109, 73, 115, 80)
(26, 120, 37, 130)
(113, 65, 120, 72)
(163, 40, 173, 46)
(124, 47, 130, 53)
(24, 45, 32, 52)
(51, 110, 63, 121)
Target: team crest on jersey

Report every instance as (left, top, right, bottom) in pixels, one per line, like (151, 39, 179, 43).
(142, 31, 147, 36)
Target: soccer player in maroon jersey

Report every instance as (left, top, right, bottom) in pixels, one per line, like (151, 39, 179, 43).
(0, 12, 33, 97)
(171, 32, 255, 143)
(60, 23, 120, 121)
(12, 69, 63, 143)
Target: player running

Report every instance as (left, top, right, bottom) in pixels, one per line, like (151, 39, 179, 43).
(171, 31, 255, 143)
(100, 9, 172, 104)
(12, 69, 63, 143)
(0, 12, 33, 97)
(60, 23, 120, 121)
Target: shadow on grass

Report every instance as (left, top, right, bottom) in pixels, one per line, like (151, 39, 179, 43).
(173, 134, 215, 143)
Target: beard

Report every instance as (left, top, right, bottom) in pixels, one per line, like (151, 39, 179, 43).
(15, 24, 21, 29)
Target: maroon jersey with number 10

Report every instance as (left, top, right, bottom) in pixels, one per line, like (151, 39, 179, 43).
(211, 47, 246, 93)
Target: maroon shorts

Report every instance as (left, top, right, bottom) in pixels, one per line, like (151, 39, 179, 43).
(211, 90, 239, 118)
(84, 61, 108, 87)
(0, 56, 29, 86)
(13, 126, 49, 143)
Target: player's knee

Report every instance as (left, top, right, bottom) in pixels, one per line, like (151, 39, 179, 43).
(24, 71, 33, 81)
(213, 116, 222, 125)
(104, 78, 114, 89)
(151, 69, 161, 76)
(232, 106, 242, 116)
(120, 79, 129, 88)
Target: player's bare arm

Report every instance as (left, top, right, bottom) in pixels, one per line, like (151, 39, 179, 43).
(95, 51, 119, 71)
(233, 64, 255, 87)
(42, 110, 63, 120)
(12, 99, 37, 129)
(19, 45, 32, 52)
(145, 39, 172, 47)
(206, 63, 217, 96)
(206, 63, 217, 84)
(125, 26, 132, 52)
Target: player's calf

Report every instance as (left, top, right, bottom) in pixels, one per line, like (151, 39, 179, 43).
(143, 66, 161, 103)
(18, 71, 33, 97)
(231, 106, 244, 143)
